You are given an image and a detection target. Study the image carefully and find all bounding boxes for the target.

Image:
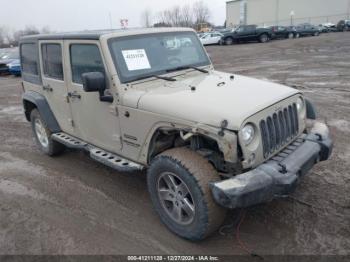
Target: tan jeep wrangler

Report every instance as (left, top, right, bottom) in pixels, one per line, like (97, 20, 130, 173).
(20, 28, 333, 241)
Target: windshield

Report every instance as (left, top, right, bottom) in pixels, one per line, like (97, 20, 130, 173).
(108, 31, 210, 83)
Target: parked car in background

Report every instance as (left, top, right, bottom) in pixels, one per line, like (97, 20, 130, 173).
(269, 26, 297, 39)
(197, 32, 205, 38)
(337, 20, 350, 32)
(8, 59, 21, 76)
(319, 22, 337, 32)
(295, 23, 320, 37)
(200, 32, 223, 45)
(221, 25, 273, 45)
(0, 48, 20, 75)
(217, 28, 234, 34)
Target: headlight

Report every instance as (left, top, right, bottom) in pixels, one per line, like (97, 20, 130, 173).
(241, 124, 255, 145)
(296, 97, 304, 112)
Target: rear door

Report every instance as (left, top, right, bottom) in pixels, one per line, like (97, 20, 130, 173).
(64, 40, 122, 153)
(240, 25, 257, 40)
(39, 41, 74, 134)
(211, 33, 222, 44)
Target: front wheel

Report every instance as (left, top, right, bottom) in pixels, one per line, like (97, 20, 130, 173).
(147, 147, 226, 241)
(224, 37, 233, 45)
(287, 32, 294, 39)
(295, 33, 300, 38)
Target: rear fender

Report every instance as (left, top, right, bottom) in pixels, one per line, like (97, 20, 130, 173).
(22, 91, 61, 133)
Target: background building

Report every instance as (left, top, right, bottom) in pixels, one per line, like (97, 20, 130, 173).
(226, 0, 350, 27)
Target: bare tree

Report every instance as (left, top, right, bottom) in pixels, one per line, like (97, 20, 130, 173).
(141, 9, 153, 28)
(0, 27, 5, 47)
(0, 26, 13, 47)
(180, 5, 194, 27)
(11, 25, 40, 46)
(157, 9, 172, 26)
(154, 1, 211, 29)
(41, 26, 51, 34)
(169, 6, 182, 26)
(192, 0, 211, 25)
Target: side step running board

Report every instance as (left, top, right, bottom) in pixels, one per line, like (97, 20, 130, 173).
(51, 132, 143, 172)
(52, 132, 87, 149)
(90, 148, 143, 172)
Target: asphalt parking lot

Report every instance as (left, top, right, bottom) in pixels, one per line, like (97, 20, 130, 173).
(0, 32, 349, 255)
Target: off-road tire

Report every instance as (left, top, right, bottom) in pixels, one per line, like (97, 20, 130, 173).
(30, 109, 65, 156)
(259, 33, 269, 43)
(147, 147, 226, 241)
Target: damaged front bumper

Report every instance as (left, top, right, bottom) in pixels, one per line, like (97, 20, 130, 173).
(210, 121, 333, 209)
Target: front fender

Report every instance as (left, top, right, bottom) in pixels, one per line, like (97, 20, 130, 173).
(139, 122, 238, 165)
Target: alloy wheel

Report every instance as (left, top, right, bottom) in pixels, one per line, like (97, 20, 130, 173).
(34, 118, 49, 148)
(157, 172, 195, 225)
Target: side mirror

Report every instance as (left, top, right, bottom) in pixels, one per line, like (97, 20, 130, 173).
(81, 72, 113, 103)
(82, 72, 106, 93)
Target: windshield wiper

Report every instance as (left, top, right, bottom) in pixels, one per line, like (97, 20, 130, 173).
(132, 74, 177, 82)
(166, 66, 209, 74)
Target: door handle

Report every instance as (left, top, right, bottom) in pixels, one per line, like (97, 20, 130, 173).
(43, 84, 53, 92)
(67, 91, 81, 99)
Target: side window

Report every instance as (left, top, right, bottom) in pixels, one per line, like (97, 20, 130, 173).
(41, 44, 64, 80)
(21, 43, 39, 76)
(70, 44, 105, 84)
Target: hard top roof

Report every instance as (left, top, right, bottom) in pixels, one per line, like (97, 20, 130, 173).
(20, 27, 194, 42)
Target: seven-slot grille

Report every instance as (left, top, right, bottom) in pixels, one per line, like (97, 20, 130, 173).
(259, 103, 299, 158)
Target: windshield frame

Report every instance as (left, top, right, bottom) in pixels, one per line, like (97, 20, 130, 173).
(107, 31, 211, 83)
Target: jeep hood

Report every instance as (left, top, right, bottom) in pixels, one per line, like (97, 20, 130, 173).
(134, 72, 299, 130)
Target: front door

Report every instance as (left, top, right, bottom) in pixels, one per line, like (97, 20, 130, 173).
(63, 40, 122, 153)
(39, 40, 74, 134)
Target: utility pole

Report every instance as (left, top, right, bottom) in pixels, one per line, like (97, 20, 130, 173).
(290, 10, 295, 26)
(276, 0, 280, 25)
(109, 12, 113, 29)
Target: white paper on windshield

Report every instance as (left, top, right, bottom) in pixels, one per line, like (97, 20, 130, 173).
(122, 49, 151, 71)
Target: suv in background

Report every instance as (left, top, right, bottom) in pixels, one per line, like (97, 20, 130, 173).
(20, 28, 333, 241)
(221, 25, 273, 44)
(296, 23, 321, 37)
(337, 20, 350, 31)
(269, 26, 298, 39)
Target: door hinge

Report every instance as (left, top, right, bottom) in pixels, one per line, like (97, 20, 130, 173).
(109, 105, 119, 116)
(69, 119, 75, 127)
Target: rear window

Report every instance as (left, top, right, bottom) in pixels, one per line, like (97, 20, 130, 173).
(21, 44, 39, 76)
(41, 44, 64, 80)
(20, 43, 41, 85)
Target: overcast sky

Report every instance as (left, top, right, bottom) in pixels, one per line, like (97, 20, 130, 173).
(0, 0, 227, 32)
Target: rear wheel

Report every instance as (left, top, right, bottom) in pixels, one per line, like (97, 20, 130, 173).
(259, 34, 269, 43)
(314, 32, 320, 36)
(287, 32, 294, 39)
(147, 147, 226, 241)
(295, 33, 300, 38)
(30, 109, 65, 156)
